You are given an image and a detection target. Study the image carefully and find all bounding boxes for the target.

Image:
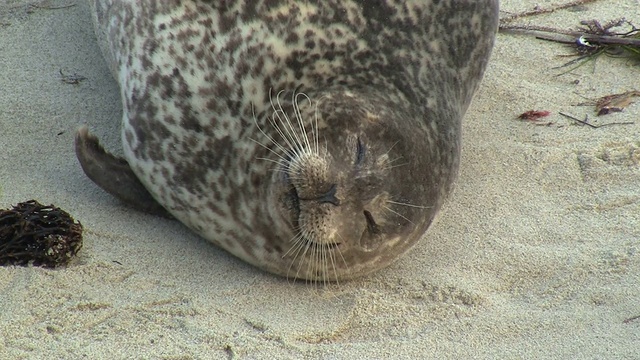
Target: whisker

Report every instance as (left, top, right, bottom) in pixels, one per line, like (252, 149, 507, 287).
(249, 138, 288, 162)
(252, 102, 284, 152)
(383, 162, 409, 171)
(383, 205, 415, 225)
(268, 89, 299, 159)
(293, 91, 313, 155)
(268, 89, 300, 158)
(295, 237, 315, 281)
(313, 97, 321, 154)
(286, 232, 310, 282)
(255, 157, 287, 167)
(331, 232, 349, 285)
(386, 200, 432, 209)
(385, 140, 400, 155)
(283, 229, 306, 259)
(276, 90, 306, 157)
(386, 156, 405, 165)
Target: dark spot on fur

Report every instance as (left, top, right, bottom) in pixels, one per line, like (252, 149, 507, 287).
(285, 31, 299, 44)
(304, 39, 315, 50)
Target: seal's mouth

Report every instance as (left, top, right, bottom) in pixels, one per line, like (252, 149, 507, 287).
(286, 186, 342, 249)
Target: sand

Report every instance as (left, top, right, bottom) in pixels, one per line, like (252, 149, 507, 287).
(0, 0, 638, 358)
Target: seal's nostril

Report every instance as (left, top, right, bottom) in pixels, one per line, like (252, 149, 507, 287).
(318, 184, 340, 206)
(363, 210, 380, 234)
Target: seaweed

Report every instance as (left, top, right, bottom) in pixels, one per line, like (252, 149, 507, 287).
(0, 200, 83, 267)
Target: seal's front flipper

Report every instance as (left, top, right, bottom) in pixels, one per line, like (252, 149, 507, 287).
(74, 126, 171, 218)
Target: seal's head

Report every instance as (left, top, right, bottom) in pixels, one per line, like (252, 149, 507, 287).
(258, 88, 454, 282)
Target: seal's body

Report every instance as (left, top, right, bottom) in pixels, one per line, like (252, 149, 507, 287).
(77, 0, 499, 281)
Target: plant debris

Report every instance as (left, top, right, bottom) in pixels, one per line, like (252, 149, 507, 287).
(27, 1, 76, 14)
(59, 69, 87, 85)
(499, 0, 640, 72)
(0, 200, 83, 268)
(593, 91, 640, 116)
(559, 112, 634, 128)
(517, 110, 555, 126)
(623, 314, 640, 324)
(518, 110, 552, 121)
(502, 18, 640, 71)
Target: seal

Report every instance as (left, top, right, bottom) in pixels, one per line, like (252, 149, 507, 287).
(76, 0, 499, 281)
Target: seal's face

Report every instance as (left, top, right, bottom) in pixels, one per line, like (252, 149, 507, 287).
(262, 90, 442, 281)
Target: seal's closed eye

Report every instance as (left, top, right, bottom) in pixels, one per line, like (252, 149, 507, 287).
(355, 137, 365, 166)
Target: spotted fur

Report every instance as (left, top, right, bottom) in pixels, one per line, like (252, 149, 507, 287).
(85, 0, 499, 281)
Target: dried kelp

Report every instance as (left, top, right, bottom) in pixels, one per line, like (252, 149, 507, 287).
(0, 200, 83, 267)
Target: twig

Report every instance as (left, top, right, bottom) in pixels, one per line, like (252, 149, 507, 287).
(29, 2, 76, 10)
(500, 26, 640, 48)
(559, 112, 598, 128)
(499, 0, 601, 24)
(623, 315, 640, 324)
(559, 112, 634, 128)
(59, 69, 87, 85)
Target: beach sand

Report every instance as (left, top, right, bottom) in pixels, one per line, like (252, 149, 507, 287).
(1, 0, 638, 358)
